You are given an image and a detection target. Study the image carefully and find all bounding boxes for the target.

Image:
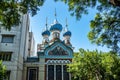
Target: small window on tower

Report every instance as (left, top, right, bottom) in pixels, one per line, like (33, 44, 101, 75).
(1, 35, 14, 43)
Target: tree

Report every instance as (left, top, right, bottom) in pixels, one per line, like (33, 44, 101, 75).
(56, 0, 120, 54)
(57, 0, 120, 19)
(0, 0, 44, 30)
(0, 60, 6, 80)
(68, 49, 120, 80)
(88, 13, 120, 54)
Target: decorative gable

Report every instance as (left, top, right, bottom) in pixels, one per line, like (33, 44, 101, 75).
(48, 46, 68, 55)
(44, 41, 73, 58)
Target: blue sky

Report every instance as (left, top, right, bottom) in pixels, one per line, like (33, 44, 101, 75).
(30, 0, 109, 53)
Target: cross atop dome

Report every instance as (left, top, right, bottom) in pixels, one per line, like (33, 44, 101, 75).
(54, 8, 57, 19)
(45, 17, 48, 29)
(66, 18, 68, 29)
(42, 17, 50, 36)
(54, 8, 58, 24)
(63, 18, 72, 37)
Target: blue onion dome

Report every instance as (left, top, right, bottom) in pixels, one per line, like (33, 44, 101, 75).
(42, 30, 50, 36)
(63, 30, 72, 37)
(42, 17, 50, 36)
(50, 20, 63, 32)
(63, 18, 71, 37)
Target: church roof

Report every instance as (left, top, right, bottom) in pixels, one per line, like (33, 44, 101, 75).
(42, 30, 50, 36)
(26, 57, 39, 62)
(42, 17, 50, 36)
(50, 20, 63, 32)
(45, 40, 73, 52)
(63, 30, 72, 37)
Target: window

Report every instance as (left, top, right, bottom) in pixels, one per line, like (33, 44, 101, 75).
(4, 71, 11, 80)
(47, 65, 70, 80)
(48, 65, 54, 80)
(27, 67, 38, 80)
(56, 65, 62, 80)
(0, 52, 12, 61)
(1, 35, 14, 43)
(63, 65, 69, 80)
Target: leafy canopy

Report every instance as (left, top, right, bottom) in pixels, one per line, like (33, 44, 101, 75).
(68, 49, 120, 80)
(88, 12, 120, 54)
(56, 0, 120, 54)
(0, 0, 44, 30)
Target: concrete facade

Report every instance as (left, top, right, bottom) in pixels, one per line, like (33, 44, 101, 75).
(0, 14, 30, 80)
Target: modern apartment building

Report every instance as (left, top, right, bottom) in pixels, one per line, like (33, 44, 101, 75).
(0, 14, 30, 80)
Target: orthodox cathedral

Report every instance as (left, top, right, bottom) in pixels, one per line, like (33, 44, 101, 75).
(23, 14, 74, 80)
(0, 13, 73, 80)
(23, 12, 73, 80)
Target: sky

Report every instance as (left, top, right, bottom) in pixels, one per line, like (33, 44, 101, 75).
(30, 0, 109, 54)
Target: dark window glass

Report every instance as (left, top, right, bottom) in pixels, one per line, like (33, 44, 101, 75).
(56, 65, 62, 80)
(6, 71, 10, 80)
(63, 65, 69, 80)
(4, 71, 10, 80)
(0, 54, 1, 60)
(1, 35, 14, 43)
(28, 68, 38, 80)
(48, 65, 54, 80)
(29, 69, 36, 80)
(0, 52, 12, 61)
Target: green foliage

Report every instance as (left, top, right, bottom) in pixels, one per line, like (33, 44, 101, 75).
(57, 0, 114, 20)
(0, 60, 6, 80)
(68, 49, 120, 80)
(0, 0, 44, 30)
(88, 12, 120, 53)
(56, 0, 120, 54)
